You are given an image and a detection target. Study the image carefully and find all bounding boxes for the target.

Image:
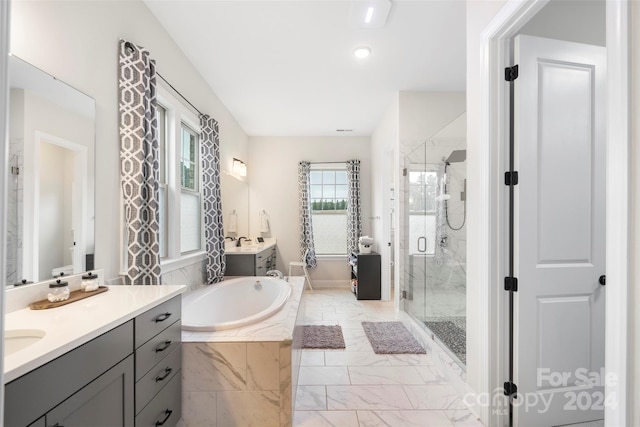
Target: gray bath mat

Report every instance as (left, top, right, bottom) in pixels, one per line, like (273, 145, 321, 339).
(362, 321, 426, 354)
(302, 325, 345, 349)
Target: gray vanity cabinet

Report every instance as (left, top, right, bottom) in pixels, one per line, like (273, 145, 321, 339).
(4, 295, 183, 427)
(4, 321, 135, 427)
(47, 355, 135, 426)
(134, 296, 182, 427)
(225, 245, 277, 276)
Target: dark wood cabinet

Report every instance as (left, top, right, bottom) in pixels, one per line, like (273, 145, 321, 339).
(350, 252, 381, 300)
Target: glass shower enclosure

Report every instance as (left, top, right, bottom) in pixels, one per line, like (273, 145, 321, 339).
(402, 113, 467, 366)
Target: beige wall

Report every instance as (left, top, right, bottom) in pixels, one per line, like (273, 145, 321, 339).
(10, 0, 248, 280)
(247, 136, 371, 286)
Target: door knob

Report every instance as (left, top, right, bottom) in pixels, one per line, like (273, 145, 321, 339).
(599, 275, 606, 286)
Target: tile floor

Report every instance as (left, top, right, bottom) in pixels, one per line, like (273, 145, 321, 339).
(293, 288, 483, 427)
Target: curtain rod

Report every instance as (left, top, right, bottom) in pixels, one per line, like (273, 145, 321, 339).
(157, 72, 204, 117)
(123, 41, 204, 117)
(308, 161, 350, 164)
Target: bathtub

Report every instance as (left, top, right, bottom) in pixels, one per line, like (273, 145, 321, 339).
(182, 276, 292, 331)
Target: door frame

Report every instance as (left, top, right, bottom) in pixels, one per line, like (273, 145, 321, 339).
(478, 1, 631, 426)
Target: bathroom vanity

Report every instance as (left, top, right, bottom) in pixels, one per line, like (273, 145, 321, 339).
(225, 241, 277, 276)
(4, 282, 185, 427)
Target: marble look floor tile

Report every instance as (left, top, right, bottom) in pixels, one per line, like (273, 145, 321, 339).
(301, 351, 326, 366)
(324, 352, 390, 367)
(386, 354, 435, 366)
(299, 366, 351, 385)
(357, 410, 455, 427)
(415, 365, 449, 384)
(293, 410, 359, 427)
(348, 366, 428, 385)
(444, 409, 486, 426)
(342, 335, 375, 352)
(403, 384, 467, 410)
(326, 385, 413, 410)
(295, 386, 327, 410)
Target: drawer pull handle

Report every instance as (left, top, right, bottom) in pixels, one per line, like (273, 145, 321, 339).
(155, 367, 173, 382)
(155, 409, 173, 426)
(155, 340, 172, 352)
(155, 312, 172, 322)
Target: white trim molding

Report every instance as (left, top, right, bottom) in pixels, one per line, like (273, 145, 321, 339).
(0, 0, 11, 416)
(478, 0, 631, 425)
(604, 1, 631, 425)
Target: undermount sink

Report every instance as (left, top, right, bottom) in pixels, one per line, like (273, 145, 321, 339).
(5, 329, 46, 356)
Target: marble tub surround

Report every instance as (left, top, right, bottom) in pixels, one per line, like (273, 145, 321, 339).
(4, 279, 185, 382)
(180, 277, 305, 427)
(293, 288, 482, 427)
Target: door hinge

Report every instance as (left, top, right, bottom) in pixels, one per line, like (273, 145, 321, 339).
(504, 277, 518, 292)
(504, 381, 518, 397)
(505, 65, 519, 81)
(401, 290, 407, 299)
(505, 171, 518, 186)
(10, 166, 19, 175)
(402, 168, 408, 177)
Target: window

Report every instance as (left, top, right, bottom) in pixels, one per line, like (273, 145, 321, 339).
(310, 167, 348, 255)
(155, 87, 203, 264)
(179, 124, 201, 254)
(408, 169, 437, 255)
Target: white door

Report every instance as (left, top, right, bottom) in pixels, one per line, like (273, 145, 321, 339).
(514, 35, 606, 426)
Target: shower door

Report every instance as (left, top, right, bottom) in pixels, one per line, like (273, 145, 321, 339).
(402, 143, 433, 324)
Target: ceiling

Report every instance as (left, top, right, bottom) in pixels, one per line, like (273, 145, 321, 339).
(144, 1, 466, 137)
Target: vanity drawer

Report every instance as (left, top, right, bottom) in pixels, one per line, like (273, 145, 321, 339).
(135, 296, 181, 348)
(135, 345, 181, 414)
(135, 320, 181, 381)
(135, 372, 182, 427)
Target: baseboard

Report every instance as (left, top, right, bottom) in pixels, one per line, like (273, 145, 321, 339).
(302, 279, 350, 288)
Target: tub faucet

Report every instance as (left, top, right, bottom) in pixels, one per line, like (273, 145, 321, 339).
(236, 237, 248, 247)
(266, 270, 284, 279)
(225, 236, 236, 242)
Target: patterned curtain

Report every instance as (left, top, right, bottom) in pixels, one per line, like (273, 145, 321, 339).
(118, 39, 161, 285)
(298, 162, 317, 268)
(434, 162, 449, 266)
(201, 115, 226, 283)
(346, 160, 362, 255)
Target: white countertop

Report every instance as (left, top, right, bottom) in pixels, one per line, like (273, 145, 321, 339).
(4, 285, 186, 383)
(224, 238, 276, 254)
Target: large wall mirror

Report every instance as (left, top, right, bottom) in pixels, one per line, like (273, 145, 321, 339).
(6, 55, 95, 285)
(220, 172, 249, 238)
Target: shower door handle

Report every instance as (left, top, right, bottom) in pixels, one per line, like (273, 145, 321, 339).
(417, 237, 427, 253)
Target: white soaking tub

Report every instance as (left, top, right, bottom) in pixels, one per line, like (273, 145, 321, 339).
(181, 276, 291, 331)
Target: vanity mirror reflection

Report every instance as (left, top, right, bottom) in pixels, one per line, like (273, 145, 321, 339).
(220, 172, 248, 238)
(6, 55, 95, 285)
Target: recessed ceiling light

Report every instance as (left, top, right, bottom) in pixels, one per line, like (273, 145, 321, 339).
(353, 47, 371, 59)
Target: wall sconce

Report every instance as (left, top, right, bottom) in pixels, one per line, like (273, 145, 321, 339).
(233, 158, 247, 177)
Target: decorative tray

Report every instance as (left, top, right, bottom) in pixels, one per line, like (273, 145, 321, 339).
(29, 286, 109, 310)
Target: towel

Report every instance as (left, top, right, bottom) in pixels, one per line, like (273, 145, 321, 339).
(260, 211, 270, 233)
(228, 211, 238, 233)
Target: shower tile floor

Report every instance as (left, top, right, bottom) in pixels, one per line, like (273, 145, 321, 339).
(294, 288, 483, 427)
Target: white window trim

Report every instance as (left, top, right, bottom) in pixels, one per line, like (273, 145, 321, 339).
(310, 164, 349, 256)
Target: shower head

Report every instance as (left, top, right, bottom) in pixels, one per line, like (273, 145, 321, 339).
(445, 150, 466, 164)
